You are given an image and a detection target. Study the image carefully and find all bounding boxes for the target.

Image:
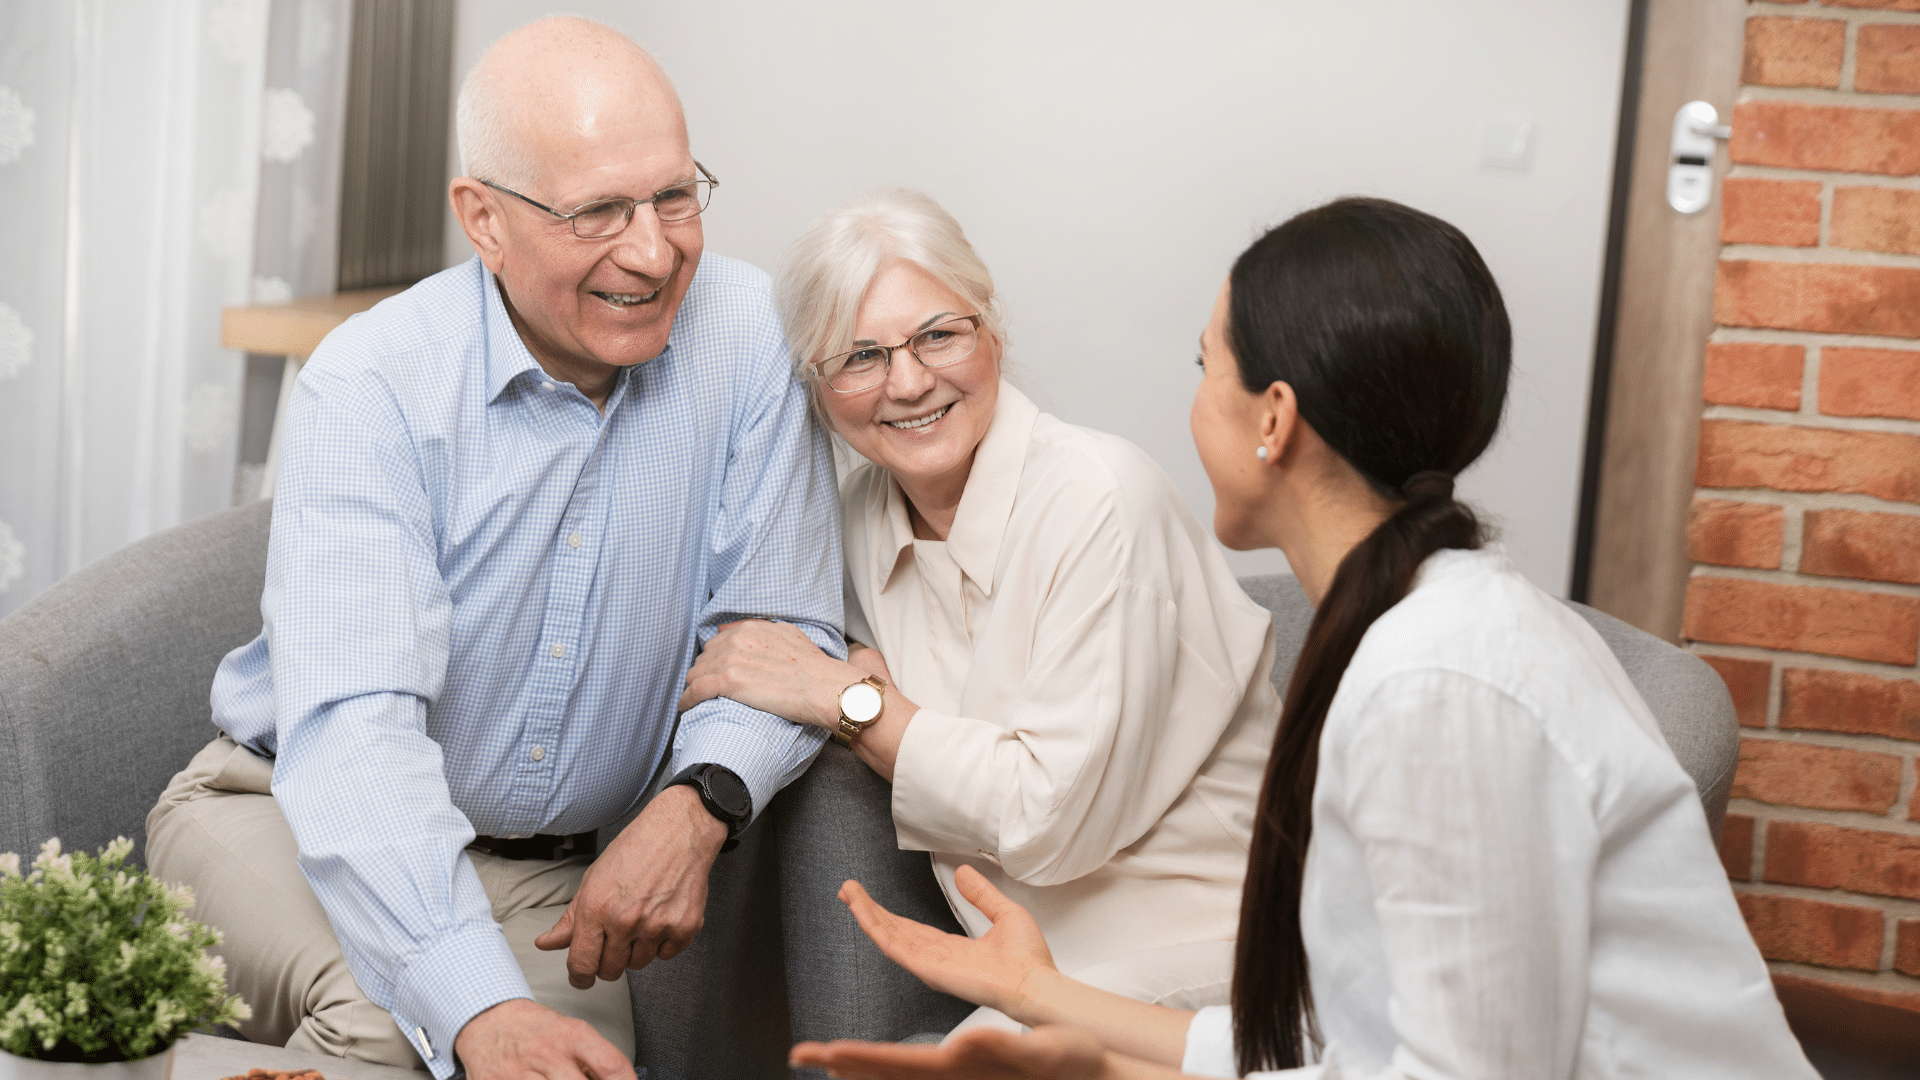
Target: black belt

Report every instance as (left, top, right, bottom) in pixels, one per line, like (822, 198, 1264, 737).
(468, 831, 597, 861)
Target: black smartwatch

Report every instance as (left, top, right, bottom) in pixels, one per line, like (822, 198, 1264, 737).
(665, 763, 752, 853)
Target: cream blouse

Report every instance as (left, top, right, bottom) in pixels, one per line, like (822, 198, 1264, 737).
(1180, 547, 1816, 1079)
(842, 382, 1281, 980)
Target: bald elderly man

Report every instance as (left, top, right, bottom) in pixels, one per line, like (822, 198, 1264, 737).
(145, 17, 965, 1080)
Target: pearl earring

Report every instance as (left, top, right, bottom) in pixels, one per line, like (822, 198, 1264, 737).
(1255, 446, 1269, 460)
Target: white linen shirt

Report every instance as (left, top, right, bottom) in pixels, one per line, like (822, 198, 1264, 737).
(842, 382, 1281, 987)
(1181, 546, 1817, 1079)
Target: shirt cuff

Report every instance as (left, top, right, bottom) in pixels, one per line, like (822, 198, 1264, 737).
(1183, 1005, 1240, 1079)
(673, 702, 826, 825)
(889, 708, 1011, 858)
(388, 923, 533, 1079)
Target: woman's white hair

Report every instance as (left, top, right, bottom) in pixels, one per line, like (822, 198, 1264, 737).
(776, 189, 1004, 382)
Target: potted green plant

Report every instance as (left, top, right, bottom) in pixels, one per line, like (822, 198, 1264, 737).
(0, 837, 249, 1079)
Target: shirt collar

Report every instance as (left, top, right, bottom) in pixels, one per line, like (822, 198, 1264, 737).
(878, 379, 1039, 597)
(479, 265, 660, 411)
(482, 267, 546, 404)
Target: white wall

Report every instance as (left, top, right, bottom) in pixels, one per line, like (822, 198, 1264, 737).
(447, 0, 1630, 593)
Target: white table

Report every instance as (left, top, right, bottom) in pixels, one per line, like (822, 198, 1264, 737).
(172, 1033, 418, 1080)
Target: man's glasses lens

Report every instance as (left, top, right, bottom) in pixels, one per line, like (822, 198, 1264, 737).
(570, 181, 715, 238)
(572, 201, 633, 238)
(825, 317, 979, 392)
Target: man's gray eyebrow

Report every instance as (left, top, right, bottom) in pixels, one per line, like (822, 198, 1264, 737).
(574, 175, 699, 206)
(850, 312, 961, 349)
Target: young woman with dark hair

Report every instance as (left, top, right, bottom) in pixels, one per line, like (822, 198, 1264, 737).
(789, 197, 1817, 1079)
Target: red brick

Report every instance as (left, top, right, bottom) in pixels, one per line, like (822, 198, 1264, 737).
(1743, 17, 1846, 88)
(1899, 918, 1920, 976)
(1703, 341, 1804, 409)
(1858, 24, 1920, 94)
(1783, 666, 1920, 741)
(1720, 178, 1822, 247)
(1831, 187, 1920, 257)
(1694, 419, 1920, 503)
(1819, 346, 1920, 419)
(1722, 812, 1756, 879)
(1738, 893, 1885, 970)
(1765, 820, 1920, 899)
(1703, 654, 1772, 728)
(1803, 508, 1920, 584)
(1716, 261, 1920, 340)
(1688, 499, 1785, 569)
(1828, 0, 1920, 10)
(1733, 737, 1903, 812)
(1682, 575, 1920, 663)
(1729, 101, 1920, 176)
(1771, 973, 1920, 1065)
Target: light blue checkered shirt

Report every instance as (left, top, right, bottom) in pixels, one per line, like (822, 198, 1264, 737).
(211, 254, 842, 1074)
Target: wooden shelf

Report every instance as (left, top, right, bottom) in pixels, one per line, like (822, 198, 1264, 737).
(221, 286, 406, 356)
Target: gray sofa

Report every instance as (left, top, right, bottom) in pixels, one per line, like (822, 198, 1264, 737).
(0, 500, 1739, 1067)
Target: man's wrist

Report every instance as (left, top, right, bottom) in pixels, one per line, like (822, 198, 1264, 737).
(663, 763, 751, 852)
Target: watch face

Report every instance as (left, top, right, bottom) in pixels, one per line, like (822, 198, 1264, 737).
(841, 681, 884, 724)
(700, 766, 751, 821)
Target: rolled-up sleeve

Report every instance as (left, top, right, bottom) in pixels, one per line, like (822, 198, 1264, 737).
(673, 313, 845, 818)
(264, 366, 527, 1077)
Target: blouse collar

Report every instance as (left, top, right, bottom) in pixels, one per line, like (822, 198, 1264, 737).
(878, 379, 1040, 598)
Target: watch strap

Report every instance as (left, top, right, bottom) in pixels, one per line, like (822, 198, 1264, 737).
(665, 762, 752, 853)
(832, 675, 886, 747)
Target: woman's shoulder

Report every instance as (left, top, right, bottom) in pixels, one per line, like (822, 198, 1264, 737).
(1018, 411, 1187, 526)
(1341, 547, 1661, 748)
(1348, 549, 1583, 686)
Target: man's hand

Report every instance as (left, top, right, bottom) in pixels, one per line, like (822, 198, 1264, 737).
(534, 784, 726, 987)
(455, 999, 634, 1080)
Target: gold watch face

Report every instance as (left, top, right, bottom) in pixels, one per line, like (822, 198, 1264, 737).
(840, 681, 884, 725)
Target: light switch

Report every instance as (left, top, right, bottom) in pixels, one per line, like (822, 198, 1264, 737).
(1481, 119, 1533, 171)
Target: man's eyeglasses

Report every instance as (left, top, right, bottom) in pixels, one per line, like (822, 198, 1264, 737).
(480, 161, 718, 238)
(815, 315, 984, 394)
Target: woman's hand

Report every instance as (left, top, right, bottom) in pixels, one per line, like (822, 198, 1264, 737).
(841, 864, 1058, 1023)
(790, 1026, 1109, 1080)
(849, 642, 895, 684)
(678, 619, 853, 729)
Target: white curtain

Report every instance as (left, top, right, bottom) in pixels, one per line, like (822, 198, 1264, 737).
(0, 0, 349, 615)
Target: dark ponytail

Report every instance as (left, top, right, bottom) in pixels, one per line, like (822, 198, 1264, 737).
(1227, 198, 1511, 1074)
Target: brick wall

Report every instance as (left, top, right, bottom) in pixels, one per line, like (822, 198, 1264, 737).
(1683, 0, 1920, 1034)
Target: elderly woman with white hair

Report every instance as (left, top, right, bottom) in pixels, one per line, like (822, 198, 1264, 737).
(679, 189, 1280, 1031)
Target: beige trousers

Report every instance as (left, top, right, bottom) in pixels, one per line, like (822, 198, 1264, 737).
(146, 735, 634, 1070)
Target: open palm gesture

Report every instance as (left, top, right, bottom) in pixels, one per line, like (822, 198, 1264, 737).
(839, 864, 1056, 1022)
(791, 1025, 1107, 1080)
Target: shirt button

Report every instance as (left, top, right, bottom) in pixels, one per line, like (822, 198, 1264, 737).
(530, 746, 545, 762)
(568, 532, 582, 549)
(541, 381, 555, 391)
(550, 643, 565, 659)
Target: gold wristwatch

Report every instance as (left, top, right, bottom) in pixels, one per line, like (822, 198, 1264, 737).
(832, 675, 886, 747)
